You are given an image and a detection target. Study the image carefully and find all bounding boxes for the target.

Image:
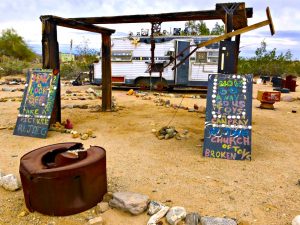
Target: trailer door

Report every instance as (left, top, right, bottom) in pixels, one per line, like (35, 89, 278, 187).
(175, 41, 190, 85)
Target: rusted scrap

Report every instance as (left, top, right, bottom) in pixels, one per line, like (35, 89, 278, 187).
(19, 142, 107, 216)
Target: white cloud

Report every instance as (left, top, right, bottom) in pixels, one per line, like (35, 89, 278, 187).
(0, 0, 299, 58)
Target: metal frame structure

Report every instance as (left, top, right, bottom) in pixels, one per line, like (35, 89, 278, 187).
(41, 2, 253, 123)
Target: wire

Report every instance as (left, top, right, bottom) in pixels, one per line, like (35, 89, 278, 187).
(166, 94, 185, 127)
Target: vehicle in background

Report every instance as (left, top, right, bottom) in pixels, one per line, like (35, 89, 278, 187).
(91, 35, 220, 90)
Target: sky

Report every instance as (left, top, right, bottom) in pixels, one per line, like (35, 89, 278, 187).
(0, 0, 300, 59)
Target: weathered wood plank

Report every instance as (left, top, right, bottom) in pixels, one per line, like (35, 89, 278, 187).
(101, 34, 112, 112)
(40, 15, 115, 34)
(41, 20, 61, 124)
(70, 8, 253, 24)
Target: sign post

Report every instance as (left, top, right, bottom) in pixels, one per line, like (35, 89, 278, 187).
(203, 74, 253, 160)
(14, 69, 59, 138)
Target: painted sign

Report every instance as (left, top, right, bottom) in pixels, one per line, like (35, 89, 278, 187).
(203, 74, 253, 160)
(14, 69, 59, 138)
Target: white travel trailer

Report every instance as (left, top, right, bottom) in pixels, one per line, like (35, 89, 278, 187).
(92, 35, 220, 89)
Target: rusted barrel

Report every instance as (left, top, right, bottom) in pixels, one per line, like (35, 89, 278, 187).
(19, 142, 107, 216)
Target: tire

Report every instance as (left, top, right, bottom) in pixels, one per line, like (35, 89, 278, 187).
(153, 79, 168, 91)
(135, 78, 150, 90)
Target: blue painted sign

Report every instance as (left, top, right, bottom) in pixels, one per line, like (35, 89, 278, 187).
(203, 74, 253, 160)
(13, 69, 59, 138)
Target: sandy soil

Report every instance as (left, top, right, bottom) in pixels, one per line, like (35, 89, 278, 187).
(0, 78, 299, 225)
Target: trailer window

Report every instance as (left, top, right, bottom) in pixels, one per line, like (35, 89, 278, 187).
(196, 52, 207, 63)
(111, 51, 132, 62)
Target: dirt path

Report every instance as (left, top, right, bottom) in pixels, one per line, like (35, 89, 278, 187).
(0, 80, 299, 225)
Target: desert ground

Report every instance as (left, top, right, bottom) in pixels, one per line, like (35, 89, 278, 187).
(0, 77, 299, 225)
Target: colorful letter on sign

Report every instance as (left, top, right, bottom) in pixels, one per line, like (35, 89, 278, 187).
(203, 74, 253, 160)
(13, 69, 59, 138)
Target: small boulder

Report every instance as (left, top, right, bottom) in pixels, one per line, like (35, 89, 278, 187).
(147, 206, 169, 225)
(102, 192, 113, 202)
(148, 201, 164, 216)
(292, 215, 300, 225)
(0, 174, 20, 191)
(87, 216, 103, 225)
(109, 192, 149, 215)
(194, 104, 199, 110)
(185, 213, 201, 225)
(86, 88, 95, 93)
(96, 202, 110, 214)
(201, 216, 237, 225)
(2, 87, 13, 92)
(81, 133, 89, 140)
(281, 95, 296, 102)
(166, 206, 187, 225)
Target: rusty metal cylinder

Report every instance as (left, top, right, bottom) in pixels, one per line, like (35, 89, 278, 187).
(19, 142, 107, 216)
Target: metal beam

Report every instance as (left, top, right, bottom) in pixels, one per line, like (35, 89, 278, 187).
(40, 15, 115, 34)
(69, 8, 253, 24)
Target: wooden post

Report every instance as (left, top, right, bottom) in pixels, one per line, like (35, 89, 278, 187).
(234, 34, 241, 74)
(41, 19, 61, 123)
(101, 33, 112, 111)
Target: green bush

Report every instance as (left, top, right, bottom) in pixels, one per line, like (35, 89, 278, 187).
(0, 56, 29, 76)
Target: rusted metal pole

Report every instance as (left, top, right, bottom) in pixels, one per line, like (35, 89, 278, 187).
(101, 33, 112, 111)
(41, 19, 61, 123)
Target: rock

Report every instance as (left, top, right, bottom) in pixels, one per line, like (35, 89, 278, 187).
(165, 100, 171, 106)
(87, 216, 103, 225)
(166, 206, 186, 225)
(96, 202, 110, 214)
(0, 174, 20, 191)
(18, 211, 29, 217)
(109, 192, 149, 215)
(86, 88, 95, 93)
(90, 105, 102, 112)
(281, 95, 296, 102)
(66, 89, 72, 94)
(183, 130, 189, 135)
(292, 215, 300, 225)
(2, 87, 13, 92)
(185, 213, 201, 225)
(102, 192, 113, 202)
(78, 104, 89, 109)
(72, 132, 80, 138)
(201, 216, 237, 225)
(81, 133, 89, 140)
(148, 201, 165, 216)
(151, 129, 157, 133)
(188, 108, 195, 112)
(147, 206, 170, 225)
(194, 104, 199, 110)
